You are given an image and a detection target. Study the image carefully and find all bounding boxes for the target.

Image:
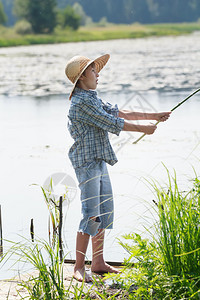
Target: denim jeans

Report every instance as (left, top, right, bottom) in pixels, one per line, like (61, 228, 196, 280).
(75, 160, 114, 236)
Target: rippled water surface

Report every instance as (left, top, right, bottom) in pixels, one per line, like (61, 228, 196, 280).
(0, 33, 200, 96)
(1, 35, 200, 279)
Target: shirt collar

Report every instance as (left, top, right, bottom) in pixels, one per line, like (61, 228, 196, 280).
(73, 87, 97, 97)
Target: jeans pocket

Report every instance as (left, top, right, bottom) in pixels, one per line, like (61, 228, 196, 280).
(75, 160, 102, 186)
(86, 160, 97, 171)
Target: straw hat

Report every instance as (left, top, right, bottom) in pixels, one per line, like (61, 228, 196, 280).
(65, 54, 110, 99)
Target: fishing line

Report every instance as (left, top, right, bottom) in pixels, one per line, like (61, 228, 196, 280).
(132, 88, 200, 144)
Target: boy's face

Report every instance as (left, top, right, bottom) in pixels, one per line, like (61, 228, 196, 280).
(78, 64, 99, 91)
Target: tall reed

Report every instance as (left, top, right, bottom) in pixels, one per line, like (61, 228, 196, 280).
(109, 169, 200, 299)
(152, 171, 200, 278)
(5, 237, 118, 299)
(6, 237, 66, 299)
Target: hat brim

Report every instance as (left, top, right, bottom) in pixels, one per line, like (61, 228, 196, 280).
(69, 54, 110, 100)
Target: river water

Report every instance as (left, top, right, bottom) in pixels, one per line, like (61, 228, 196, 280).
(0, 33, 200, 279)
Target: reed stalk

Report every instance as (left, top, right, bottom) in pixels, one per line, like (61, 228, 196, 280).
(4, 237, 66, 299)
(152, 170, 200, 278)
(110, 168, 200, 299)
(33, 181, 64, 255)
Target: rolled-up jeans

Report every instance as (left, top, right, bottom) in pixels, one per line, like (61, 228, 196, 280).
(74, 160, 114, 236)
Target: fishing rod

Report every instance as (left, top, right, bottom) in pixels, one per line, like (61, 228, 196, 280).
(132, 88, 200, 144)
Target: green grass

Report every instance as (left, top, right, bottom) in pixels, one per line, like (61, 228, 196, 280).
(2, 168, 200, 299)
(1, 22, 200, 47)
(106, 169, 200, 299)
(4, 237, 126, 299)
(153, 172, 200, 278)
(3, 237, 66, 299)
(4, 237, 93, 299)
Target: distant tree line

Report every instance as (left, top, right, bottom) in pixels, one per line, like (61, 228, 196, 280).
(59, 0, 200, 24)
(0, 1, 7, 24)
(1, 0, 200, 31)
(0, 0, 82, 33)
(0, 0, 81, 32)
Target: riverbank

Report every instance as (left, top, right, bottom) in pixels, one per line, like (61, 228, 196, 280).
(0, 262, 123, 299)
(1, 22, 200, 47)
(0, 264, 79, 299)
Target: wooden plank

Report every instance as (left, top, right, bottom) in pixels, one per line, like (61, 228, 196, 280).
(59, 196, 63, 262)
(30, 218, 34, 242)
(64, 259, 124, 267)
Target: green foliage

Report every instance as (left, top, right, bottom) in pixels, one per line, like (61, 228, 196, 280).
(14, 19, 32, 35)
(4, 237, 92, 299)
(29, 0, 57, 33)
(153, 171, 200, 278)
(1, 0, 14, 26)
(97, 17, 109, 27)
(117, 233, 166, 299)
(14, 0, 57, 33)
(13, 0, 29, 20)
(17, 239, 65, 299)
(72, 2, 92, 26)
(107, 171, 200, 299)
(56, 0, 200, 24)
(0, 1, 7, 25)
(3, 0, 200, 26)
(57, 5, 80, 30)
(1, 22, 200, 48)
(1, 170, 200, 299)
(3, 236, 120, 299)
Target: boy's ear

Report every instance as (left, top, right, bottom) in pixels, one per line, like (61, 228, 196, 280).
(79, 74, 85, 81)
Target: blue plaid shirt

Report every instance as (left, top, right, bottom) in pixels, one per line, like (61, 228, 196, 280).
(67, 88, 124, 168)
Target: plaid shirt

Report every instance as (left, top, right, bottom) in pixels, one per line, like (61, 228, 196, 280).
(67, 88, 124, 168)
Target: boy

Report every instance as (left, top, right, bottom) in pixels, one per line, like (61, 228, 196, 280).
(65, 54, 171, 282)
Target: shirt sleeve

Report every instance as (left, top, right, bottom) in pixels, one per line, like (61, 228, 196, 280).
(73, 97, 124, 136)
(100, 99, 119, 117)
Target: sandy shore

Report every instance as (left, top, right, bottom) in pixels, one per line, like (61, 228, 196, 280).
(0, 264, 79, 299)
(0, 264, 124, 299)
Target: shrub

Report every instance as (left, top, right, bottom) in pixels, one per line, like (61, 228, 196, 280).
(14, 19, 32, 35)
(57, 5, 80, 30)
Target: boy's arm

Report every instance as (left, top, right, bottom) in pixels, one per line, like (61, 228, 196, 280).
(123, 120, 157, 134)
(119, 110, 171, 122)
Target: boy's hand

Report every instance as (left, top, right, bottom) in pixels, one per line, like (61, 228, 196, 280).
(154, 112, 171, 122)
(143, 124, 157, 135)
